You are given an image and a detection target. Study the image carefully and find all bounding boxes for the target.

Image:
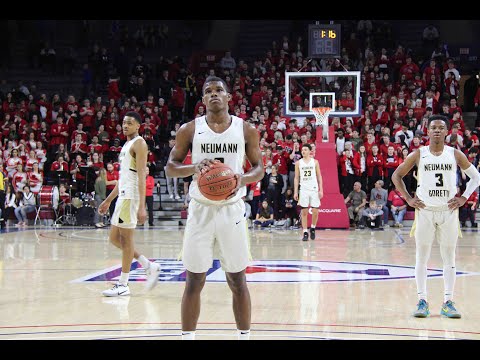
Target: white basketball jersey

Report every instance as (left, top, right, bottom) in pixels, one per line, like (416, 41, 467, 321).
(298, 158, 318, 191)
(118, 136, 142, 200)
(416, 145, 457, 209)
(189, 115, 246, 205)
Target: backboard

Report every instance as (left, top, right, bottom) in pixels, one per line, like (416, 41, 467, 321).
(284, 71, 361, 117)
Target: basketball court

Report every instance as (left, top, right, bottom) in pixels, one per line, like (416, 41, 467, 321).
(1, 224, 480, 340)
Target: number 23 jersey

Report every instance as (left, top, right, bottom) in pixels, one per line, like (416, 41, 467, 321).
(298, 158, 318, 191)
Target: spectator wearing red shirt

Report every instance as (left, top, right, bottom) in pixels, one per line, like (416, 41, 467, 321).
(105, 162, 120, 217)
(88, 151, 104, 169)
(272, 145, 289, 194)
(400, 56, 420, 81)
(383, 145, 400, 191)
(145, 166, 155, 226)
(170, 81, 185, 125)
(363, 133, 378, 155)
(388, 186, 408, 227)
(108, 77, 123, 103)
(79, 99, 95, 133)
(88, 136, 104, 155)
(71, 122, 88, 144)
(372, 103, 390, 129)
(409, 136, 424, 153)
(12, 164, 27, 192)
(140, 116, 157, 136)
(71, 134, 88, 155)
(379, 134, 399, 158)
(109, 138, 123, 153)
(112, 124, 127, 143)
(457, 184, 478, 228)
(27, 162, 43, 194)
(104, 112, 118, 136)
(24, 150, 39, 172)
(50, 154, 69, 172)
(13, 114, 27, 133)
(446, 96, 461, 114)
(367, 144, 384, 191)
(449, 110, 465, 133)
(49, 116, 69, 151)
(464, 128, 480, 149)
(63, 95, 80, 113)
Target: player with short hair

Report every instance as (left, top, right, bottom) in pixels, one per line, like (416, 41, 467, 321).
(294, 143, 324, 241)
(98, 111, 160, 297)
(392, 115, 480, 318)
(166, 76, 264, 340)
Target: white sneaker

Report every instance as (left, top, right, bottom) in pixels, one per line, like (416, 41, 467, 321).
(175, 195, 181, 200)
(145, 263, 161, 291)
(169, 194, 174, 199)
(102, 283, 130, 297)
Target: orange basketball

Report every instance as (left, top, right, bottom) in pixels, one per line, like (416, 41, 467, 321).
(198, 163, 237, 201)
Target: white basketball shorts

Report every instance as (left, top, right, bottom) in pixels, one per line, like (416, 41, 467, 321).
(410, 208, 461, 246)
(299, 189, 321, 208)
(110, 198, 139, 229)
(181, 199, 251, 273)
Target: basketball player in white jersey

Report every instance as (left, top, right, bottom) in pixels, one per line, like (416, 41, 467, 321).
(98, 112, 161, 297)
(392, 115, 480, 318)
(166, 76, 264, 340)
(294, 143, 324, 241)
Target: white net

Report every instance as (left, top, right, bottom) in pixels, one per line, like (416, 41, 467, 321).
(312, 107, 332, 127)
(312, 107, 332, 142)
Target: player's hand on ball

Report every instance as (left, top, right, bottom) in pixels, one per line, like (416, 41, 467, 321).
(226, 174, 242, 199)
(98, 200, 110, 215)
(137, 206, 147, 225)
(194, 159, 219, 175)
(406, 195, 425, 209)
(448, 196, 466, 210)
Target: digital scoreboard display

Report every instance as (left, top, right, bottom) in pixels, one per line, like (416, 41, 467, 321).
(308, 24, 341, 58)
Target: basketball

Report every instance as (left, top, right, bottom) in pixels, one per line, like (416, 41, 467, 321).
(198, 162, 237, 201)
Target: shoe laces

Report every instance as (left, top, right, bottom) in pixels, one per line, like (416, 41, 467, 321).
(418, 299, 428, 310)
(445, 300, 457, 311)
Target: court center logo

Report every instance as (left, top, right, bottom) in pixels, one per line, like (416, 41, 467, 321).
(71, 259, 479, 283)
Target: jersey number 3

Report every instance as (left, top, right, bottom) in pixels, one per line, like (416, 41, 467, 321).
(435, 173, 444, 187)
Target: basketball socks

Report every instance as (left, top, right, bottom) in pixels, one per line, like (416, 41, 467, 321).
(303, 229, 308, 234)
(237, 329, 250, 340)
(182, 331, 196, 340)
(137, 254, 150, 269)
(443, 265, 456, 302)
(119, 272, 129, 286)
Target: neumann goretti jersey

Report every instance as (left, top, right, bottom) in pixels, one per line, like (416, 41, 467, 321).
(298, 158, 318, 191)
(118, 136, 142, 200)
(190, 115, 246, 205)
(416, 145, 457, 210)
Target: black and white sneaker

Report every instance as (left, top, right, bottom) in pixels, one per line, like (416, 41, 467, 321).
(302, 232, 309, 241)
(102, 283, 130, 297)
(310, 228, 316, 240)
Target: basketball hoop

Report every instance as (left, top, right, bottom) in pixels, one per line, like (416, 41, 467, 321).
(312, 107, 332, 127)
(312, 107, 332, 142)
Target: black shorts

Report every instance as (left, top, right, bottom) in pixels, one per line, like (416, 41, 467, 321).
(183, 175, 193, 183)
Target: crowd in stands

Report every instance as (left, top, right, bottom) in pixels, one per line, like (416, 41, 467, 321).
(0, 20, 479, 230)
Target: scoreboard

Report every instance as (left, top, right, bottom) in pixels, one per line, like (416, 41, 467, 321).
(308, 24, 341, 58)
